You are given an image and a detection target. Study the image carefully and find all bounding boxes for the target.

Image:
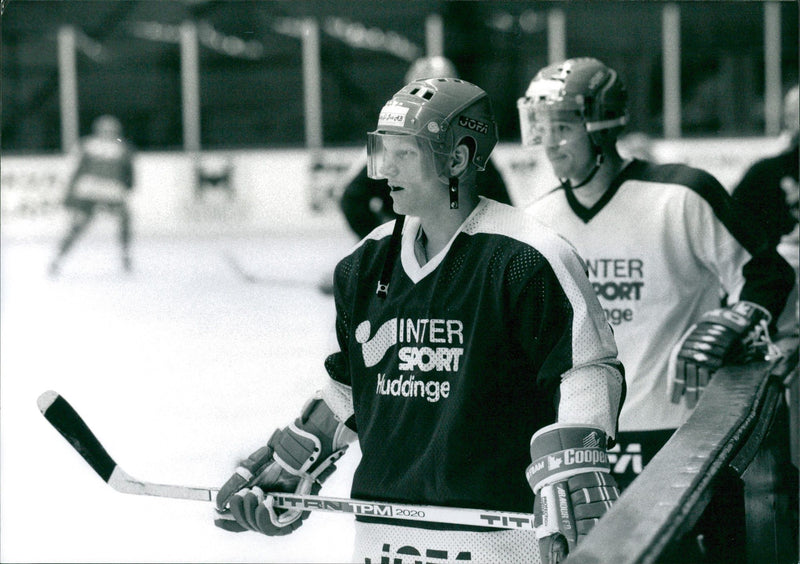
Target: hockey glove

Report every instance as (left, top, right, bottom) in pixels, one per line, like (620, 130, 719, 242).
(527, 424, 619, 564)
(668, 301, 779, 408)
(214, 397, 356, 536)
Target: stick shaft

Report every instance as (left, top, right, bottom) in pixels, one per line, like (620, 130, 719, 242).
(270, 494, 535, 530)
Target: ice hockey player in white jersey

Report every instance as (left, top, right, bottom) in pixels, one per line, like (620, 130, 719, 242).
(518, 58, 794, 493)
(214, 77, 625, 564)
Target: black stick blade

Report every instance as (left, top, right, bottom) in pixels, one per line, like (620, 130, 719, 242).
(37, 391, 117, 483)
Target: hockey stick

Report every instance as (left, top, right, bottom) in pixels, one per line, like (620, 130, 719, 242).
(37, 390, 536, 530)
(223, 251, 328, 291)
(37, 390, 215, 501)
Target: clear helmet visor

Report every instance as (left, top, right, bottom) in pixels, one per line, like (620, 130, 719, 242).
(517, 97, 586, 147)
(367, 132, 448, 180)
(366, 131, 385, 179)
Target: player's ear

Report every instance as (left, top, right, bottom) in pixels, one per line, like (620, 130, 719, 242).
(449, 144, 470, 176)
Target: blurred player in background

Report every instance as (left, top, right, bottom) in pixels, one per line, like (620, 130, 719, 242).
(518, 57, 794, 560)
(318, 56, 512, 294)
(215, 78, 624, 564)
(732, 84, 799, 337)
(48, 115, 136, 276)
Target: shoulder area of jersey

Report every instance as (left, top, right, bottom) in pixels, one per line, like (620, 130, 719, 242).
(345, 219, 398, 254)
(467, 197, 568, 243)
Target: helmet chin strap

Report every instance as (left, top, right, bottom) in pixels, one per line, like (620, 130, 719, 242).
(560, 143, 605, 190)
(376, 214, 405, 299)
(449, 176, 459, 209)
(444, 144, 474, 209)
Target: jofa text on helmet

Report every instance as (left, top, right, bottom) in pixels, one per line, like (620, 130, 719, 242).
(458, 115, 489, 135)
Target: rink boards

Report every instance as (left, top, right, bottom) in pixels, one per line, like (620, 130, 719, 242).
(1, 137, 789, 241)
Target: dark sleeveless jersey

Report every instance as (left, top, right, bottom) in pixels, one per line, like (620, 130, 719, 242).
(324, 198, 622, 521)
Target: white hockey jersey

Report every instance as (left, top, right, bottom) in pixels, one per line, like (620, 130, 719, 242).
(526, 159, 793, 433)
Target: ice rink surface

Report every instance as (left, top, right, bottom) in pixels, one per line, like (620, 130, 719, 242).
(1, 226, 365, 563)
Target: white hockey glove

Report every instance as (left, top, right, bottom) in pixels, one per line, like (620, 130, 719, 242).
(668, 301, 780, 408)
(527, 424, 619, 564)
(214, 397, 356, 536)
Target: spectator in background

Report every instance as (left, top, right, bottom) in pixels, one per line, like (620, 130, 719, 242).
(49, 115, 136, 276)
(732, 84, 799, 337)
(518, 56, 793, 482)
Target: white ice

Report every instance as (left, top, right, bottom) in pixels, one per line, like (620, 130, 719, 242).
(0, 222, 364, 563)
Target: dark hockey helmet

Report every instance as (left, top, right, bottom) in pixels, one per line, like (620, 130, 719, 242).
(367, 78, 498, 180)
(517, 57, 628, 147)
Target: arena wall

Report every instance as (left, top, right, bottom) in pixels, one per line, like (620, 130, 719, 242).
(0, 137, 790, 240)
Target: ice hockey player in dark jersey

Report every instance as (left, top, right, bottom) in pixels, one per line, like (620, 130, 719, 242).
(48, 115, 136, 276)
(214, 78, 625, 564)
(519, 58, 794, 557)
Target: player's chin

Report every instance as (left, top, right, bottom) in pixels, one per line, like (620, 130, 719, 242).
(388, 192, 411, 215)
(549, 158, 573, 178)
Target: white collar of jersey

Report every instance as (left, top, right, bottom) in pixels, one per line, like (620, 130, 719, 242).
(400, 198, 489, 283)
